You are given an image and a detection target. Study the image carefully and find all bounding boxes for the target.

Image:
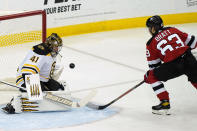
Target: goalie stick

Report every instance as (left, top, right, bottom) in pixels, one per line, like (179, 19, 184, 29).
(0, 80, 97, 108)
(87, 80, 145, 110)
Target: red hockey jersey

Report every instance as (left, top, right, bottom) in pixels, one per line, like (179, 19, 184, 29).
(146, 27, 197, 69)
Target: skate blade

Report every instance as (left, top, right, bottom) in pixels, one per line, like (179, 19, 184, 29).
(1, 107, 10, 114)
(152, 109, 171, 115)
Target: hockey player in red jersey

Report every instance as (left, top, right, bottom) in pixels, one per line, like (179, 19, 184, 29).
(144, 15, 197, 115)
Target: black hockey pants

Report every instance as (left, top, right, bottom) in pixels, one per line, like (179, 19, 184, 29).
(21, 79, 64, 91)
(154, 49, 197, 83)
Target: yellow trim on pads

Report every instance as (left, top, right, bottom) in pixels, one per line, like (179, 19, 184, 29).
(21, 69, 37, 74)
(23, 64, 40, 73)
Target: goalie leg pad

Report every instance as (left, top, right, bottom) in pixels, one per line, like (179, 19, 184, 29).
(2, 92, 73, 114)
(21, 92, 72, 113)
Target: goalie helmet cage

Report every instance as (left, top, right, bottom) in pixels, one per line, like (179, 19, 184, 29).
(0, 10, 46, 92)
(0, 10, 47, 47)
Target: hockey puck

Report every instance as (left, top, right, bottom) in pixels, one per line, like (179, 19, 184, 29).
(69, 63, 75, 69)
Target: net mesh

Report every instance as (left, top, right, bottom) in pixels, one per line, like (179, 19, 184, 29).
(0, 10, 46, 94)
(0, 31, 42, 47)
(0, 10, 46, 47)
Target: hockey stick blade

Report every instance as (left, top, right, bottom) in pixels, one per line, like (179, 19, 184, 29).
(96, 80, 145, 110)
(98, 102, 112, 110)
(77, 89, 97, 107)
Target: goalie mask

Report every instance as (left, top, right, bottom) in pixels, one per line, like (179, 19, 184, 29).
(45, 33, 63, 57)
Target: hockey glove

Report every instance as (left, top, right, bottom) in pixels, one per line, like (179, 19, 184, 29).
(144, 71, 150, 83)
(144, 70, 159, 84)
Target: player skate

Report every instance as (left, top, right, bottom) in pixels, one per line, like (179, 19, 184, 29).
(152, 100, 170, 115)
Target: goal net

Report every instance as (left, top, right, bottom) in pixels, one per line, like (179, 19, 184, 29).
(0, 10, 46, 47)
(0, 10, 46, 100)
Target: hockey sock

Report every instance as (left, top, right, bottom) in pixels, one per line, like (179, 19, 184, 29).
(157, 91, 169, 101)
(151, 82, 169, 101)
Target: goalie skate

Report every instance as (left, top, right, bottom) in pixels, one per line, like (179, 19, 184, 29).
(152, 100, 171, 115)
(1, 95, 22, 114)
(2, 98, 15, 114)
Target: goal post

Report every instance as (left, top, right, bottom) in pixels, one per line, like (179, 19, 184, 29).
(0, 10, 47, 47)
(0, 10, 47, 95)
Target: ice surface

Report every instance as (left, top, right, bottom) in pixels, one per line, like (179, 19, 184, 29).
(0, 106, 119, 131)
(0, 23, 196, 131)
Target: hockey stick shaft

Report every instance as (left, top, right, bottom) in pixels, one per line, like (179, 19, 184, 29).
(0, 80, 19, 89)
(98, 80, 145, 110)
